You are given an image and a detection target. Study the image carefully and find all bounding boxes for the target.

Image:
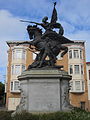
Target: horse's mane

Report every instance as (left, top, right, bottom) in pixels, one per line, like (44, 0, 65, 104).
(32, 25, 42, 35)
(27, 25, 42, 35)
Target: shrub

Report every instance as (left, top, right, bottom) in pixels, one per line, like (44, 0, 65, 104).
(12, 110, 90, 120)
(0, 109, 90, 120)
(12, 111, 39, 120)
(0, 111, 12, 120)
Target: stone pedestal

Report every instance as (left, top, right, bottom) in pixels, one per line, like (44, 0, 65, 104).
(17, 69, 72, 112)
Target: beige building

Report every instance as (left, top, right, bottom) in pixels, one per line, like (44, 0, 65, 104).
(86, 62, 90, 111)
(6, 40, 89, 111)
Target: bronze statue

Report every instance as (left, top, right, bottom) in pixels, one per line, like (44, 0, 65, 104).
(18, 2, 74, 69)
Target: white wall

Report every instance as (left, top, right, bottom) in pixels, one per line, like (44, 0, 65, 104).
(8, 98, 20, 111)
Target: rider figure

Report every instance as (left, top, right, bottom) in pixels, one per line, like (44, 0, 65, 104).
(30, 16, 51, 31)
(30, 16, 64, 35)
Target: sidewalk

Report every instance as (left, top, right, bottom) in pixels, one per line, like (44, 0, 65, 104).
(0, 106, 7, 111)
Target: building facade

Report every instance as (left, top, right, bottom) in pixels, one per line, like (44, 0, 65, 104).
(86, 62, 90, 111)
(6, 40, 89, 111)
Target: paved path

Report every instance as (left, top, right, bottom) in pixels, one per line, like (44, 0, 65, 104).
(0, 106, 7, 111)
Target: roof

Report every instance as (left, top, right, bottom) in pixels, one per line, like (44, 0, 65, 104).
(6, 40, 85, 47)
(6, 40, 31, 47)
(73, 40, 85, 43)
(86, 62, 90, 64)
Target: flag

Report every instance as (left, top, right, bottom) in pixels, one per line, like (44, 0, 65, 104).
(51, 2, 57, 23)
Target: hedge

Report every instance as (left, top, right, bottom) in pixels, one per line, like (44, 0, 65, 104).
(0, 108, 90, 120)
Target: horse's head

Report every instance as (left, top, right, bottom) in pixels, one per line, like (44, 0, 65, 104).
(27, 25, 42, 39)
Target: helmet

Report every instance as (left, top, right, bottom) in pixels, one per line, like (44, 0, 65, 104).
(42, 16, 48, 22)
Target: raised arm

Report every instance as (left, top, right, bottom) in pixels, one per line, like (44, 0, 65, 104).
(30, 22, 42, 25)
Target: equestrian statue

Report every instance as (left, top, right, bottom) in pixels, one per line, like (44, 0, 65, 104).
(18, 2, 74, 69)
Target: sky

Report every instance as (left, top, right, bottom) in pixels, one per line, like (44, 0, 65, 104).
(0, 0, 90, 83)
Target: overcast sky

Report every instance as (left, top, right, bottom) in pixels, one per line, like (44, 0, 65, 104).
(0, 0, 90, 82)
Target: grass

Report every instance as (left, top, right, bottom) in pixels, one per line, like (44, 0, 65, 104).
(0, 108, 90, 120)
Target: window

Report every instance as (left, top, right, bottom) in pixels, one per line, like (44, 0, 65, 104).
(73, 50, 79, 58)
(16, 50, 22, 59)
(69, 50, 72, 59)
(70, 81, 73, 91)
(89, 70, 90, 80)
(82, 81, 84, 91)
(14, 81, 20, 91)
(11, 82, 13, 91)
(12, 50, 15, 59)
(75, 81, 80, 91)
(22, 65, 25, 72)
(70, 80, 84, 93)
(15, 65, 21, 75)
(69, 64, 83, 75)
(81, 65, 83, 74)
(12, 65, 14, 75)
(80, 102, 85, 110)
(69, 65, 73, 74)
(22, 50, 26, 59)
(74, 65, 80, 74)
(10, 81, 20, 92)
(12, 49, 26, 60)
(80, 50, 83, 59)
(11, 65, 26, 75)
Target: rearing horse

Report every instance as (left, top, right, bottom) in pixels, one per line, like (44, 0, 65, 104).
(27, 25, 57, 68)
(17, 25, 73, 68)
